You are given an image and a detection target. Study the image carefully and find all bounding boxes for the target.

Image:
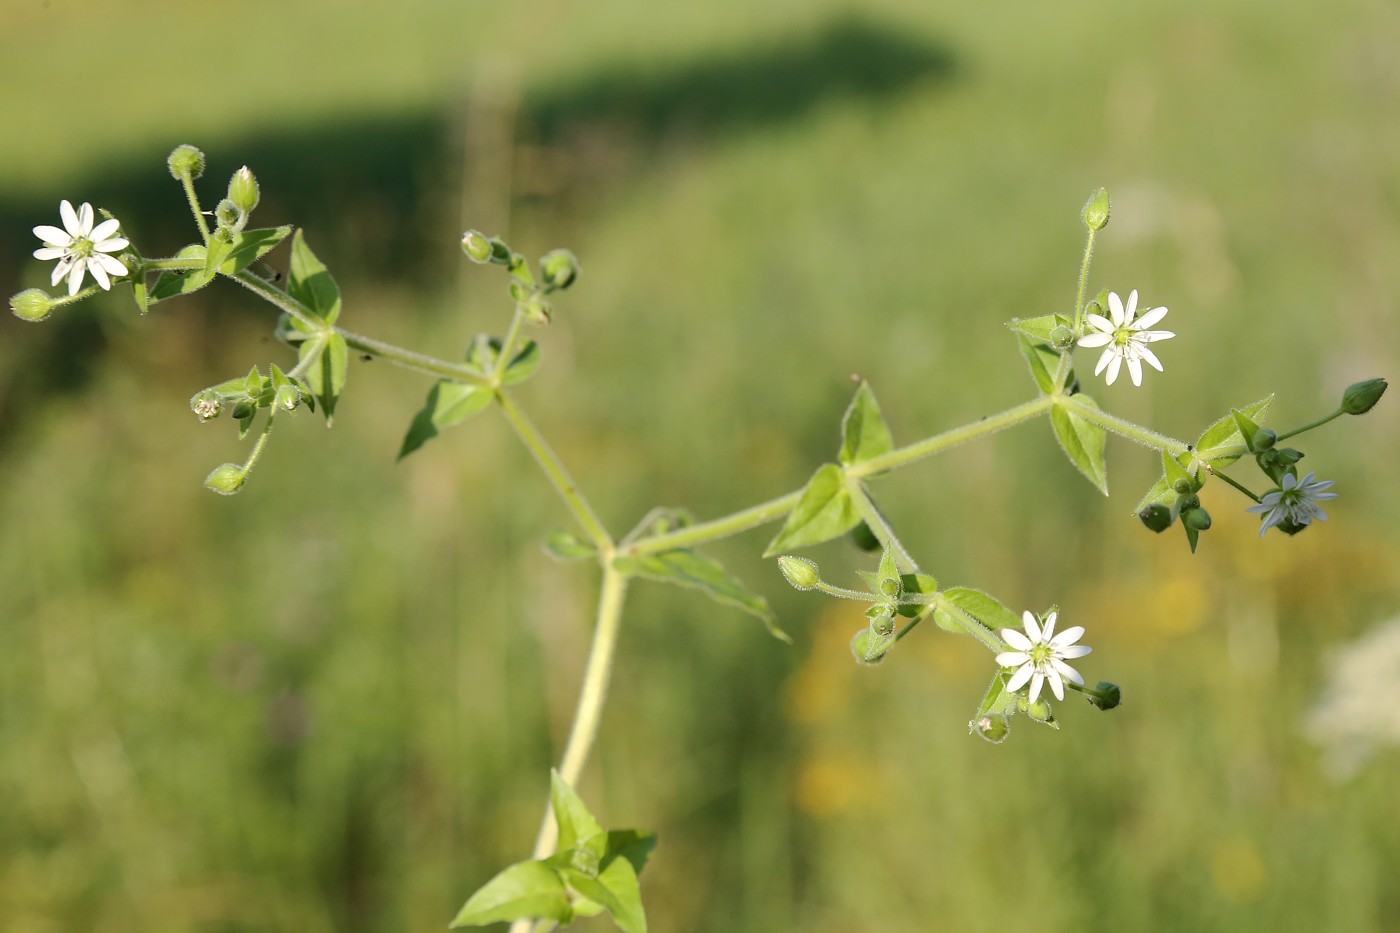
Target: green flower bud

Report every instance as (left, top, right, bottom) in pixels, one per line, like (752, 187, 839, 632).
(1182, 506, 1212, 531)
(970, 713, 1010, 744)
(777, 556, 820, 591)
(850, 628, 893, 666)
(204, 463, 246, 496)
(1049, 324, 1074, 351)
(1088, 681, 1122, 710)
(1341, 378, 1387, 415)
(1172, 477, 1193, 495)
(879, 576, 902, 599)
(10, 288, 54, 322)
(489, 238, 513, 264)
(167, 144, 206, 179)
(1138, 503, 1174, 533)
(227, 166, 259, 213)
(1081, 187, 1110, 231)
(1026, 698, 1055, 725)
(214, 198, 246, 234)
(1177, 493, 1200, 512)
(521, 293, 553, 325)
(540, 249, 580, 290)
(461, 230, 493, 263)
(190, 389, 224, 421)
(869, 611, 896, 638)
(274, 384, 301, 412)
(1252, 427, 1277, 451)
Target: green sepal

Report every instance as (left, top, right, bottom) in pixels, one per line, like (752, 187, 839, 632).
(130, 274, 150, 313)
(543, 529, 597, 562)
(560, 862, 647, 933)
(298, 332, 349, 424)
(1195, 395, 1274, 467)
(1184, 521, 1200, 553)
(1007, 312, 1072, 344)
(287, 229, 343, 327)
(851, 628, 895, 665)
(894, 573, 939, 619)
(1162, 448, 1195, 491)
(1230, 408, 1261, 451)
(150, 244, 217, 301)
(501, 340, 541, 385)
(838, 381, 894, 467)
(1133, 448, 1197, 514)
(449, 859, 573, 928)
(398, 381, 493, 459)
(939, 587, 1020, 638)
(203, 232, 235, 276)
(876, 546, 901, 597)
(507, 253, 535, 288)
(763, 464, 862, 556)
(612, 549, 789, 642)
(975, 668, 1018, 719)
(1050, 397, 1109, 494)
(1019, 335, 1064, 395)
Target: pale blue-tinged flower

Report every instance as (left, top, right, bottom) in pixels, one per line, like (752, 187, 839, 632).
(996, 610, 1092, 703)
(1247, 470, 1338, 536)
(1077, 289, 1174, 387)
(33, 200, 130, 296)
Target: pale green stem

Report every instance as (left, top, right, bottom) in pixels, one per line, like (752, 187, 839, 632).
(846, 395, 1056, 478)
(496, 390, 614, 552)
(337, 327, 490, 385)
(622, 489, 803, 557)
(1053, 226, 1099, 388)
(513, 566, 630, 933)
(843, 477, 918, 572)
(1205, 464, 1262, 503)
(1058, 395, 1190, 455)
(1275, 408, 1344, 442)
(228, 270, 323, 332)
(494, 307, 528, 379)
(930, 595, 1003, 652)
(178, 172, 211, 242)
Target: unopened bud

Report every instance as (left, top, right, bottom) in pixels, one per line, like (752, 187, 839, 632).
(10, 288, 54, 322)
(461, 230, 493, 263)
(274, 384, 301, 412)
(1172, 477, 1193, 495)
(869, 611, 896, 638)
(214, 198, 245, 235)
(1081, 187, 1110, 231)
(190, 389, 224, 421)
(970, 713, 1010, 744)
(540, 249, 580, 290)
(1026, 698, 1055, 724)
(850, 628, 893, 666)
(1182, 506, 1212, 531)
(521, 293, 553, 325)
(1341, 378, 1387, 415)
(1252, 428, 1277, 450)
(1049, 324, 1074, 351)
(1138, 503, 1173, 533)
(1088, 681, 1122, 710)
(777, 556, 820, 591)
(167, 144, 206, 179)
(227, 166, 259, 213)
(204, 463, 246, 496)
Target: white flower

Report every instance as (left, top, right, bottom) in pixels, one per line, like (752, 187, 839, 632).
(33, 200, 130, 296)
(1077, 289, 1174, 387)
(1246, 470, 1338, 536)
(996, 610, 1092, 703)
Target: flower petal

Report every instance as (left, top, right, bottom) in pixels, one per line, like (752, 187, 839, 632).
(1094, 348, 1115, 376)
(1105, 354, 1122, 385)
(93, 253, 129, 277)
(94, 236, 129, 253)
(1078, 332, 1112, 348)
(1050, 659, 1083, 686)
(89, 261, 112, 290)
(1049, 624, 1085, 648)
(1084, 313, 1116, 334)
(1000, 628, 1033, 651)
(1107, 291, 1125, 326)
(1133, 306, 1169, 330)
(1045, 667, 1065, 701)
(1127, 355, 1143, 387)
(1021, 610, 1042, 642)
(33, 224, 73, 246)
(996, 651, 1030, 668)
(1006, 663, 1034, 693)
(1028, 670, 1046, 703)
(1058, 644, 1093, 659)
(75, 202, 94, 235)
(1124, 289, 1139, 318)
(34, 246, 68, 260)
(1040, 611, 1058, 641)
(90, 218, 122, 242)
(66, 261, 86, 296)
(59, 200, 81, 234)
(1138, 345, 1164, 372)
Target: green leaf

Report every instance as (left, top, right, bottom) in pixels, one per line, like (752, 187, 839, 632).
(203, 234, 234, 276)
(398, 381, 493, 459)
(1050, 397, 1109, 494)
(1195, 395, 1274, 467)
(564, 857, 648, 933)
(220, 225, 291, 274)
(763, 464, 862, 557)
(1162, 448, 1194, 490)
(876, 546, 899, 593)
(287, 229, 343, 325)
(838, 381, 894, 467)
(894, 572, 939, 619)
(1230, 408, 1260, 451)
(130, 274, 150, 313)
(550, 770, 604, 854)
(941, 587, 1020, 637)
(613, 549, 788, 642)
(604, 829, 657, 876)
(149, 244, 217, 301)
(1006, 312, 1071, 343)
(1133, 475, 1175, 514)
(544, 529, 596, 562)
(1184, 522, 1200, 553)
(300, 332, 349, 425)
(976, 668, 1018, 719)
(501, 340, 541, 385)
(1018, 335, 1064, 395)
(450, 860, 572, 928)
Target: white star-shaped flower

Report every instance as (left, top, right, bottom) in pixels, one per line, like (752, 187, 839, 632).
(996, 610, 1092, 703)
(1246, 470, 1338, 536)
(33, 200, 130, 296)
(1077, 289, 1174, 387)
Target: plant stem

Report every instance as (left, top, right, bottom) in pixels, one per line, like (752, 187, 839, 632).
(844, 477, 918, 572)
(228, 270, 323, 332)
(1275, 408, 1344, 442)
(1206, 464, 1262, 503)
(178, 172, 211, 242)
(847, 395, 1056, 478)
(496, 390, 614, 552)
(512, 566, 631, 933)
(1053, 226, 1099, 388)
(495, 307, 528, 379)
(337, 327, 490, 385)
(622, 489, 804, 556)
(1058, 395, 1190, 455)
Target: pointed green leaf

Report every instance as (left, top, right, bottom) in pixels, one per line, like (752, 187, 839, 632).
(450, 860, 572, 928)
(1050, 397, 1109, 494)
(1162, 449, 1193, 490)
(838, 381, 894, 467)
(613, 549, 788, 642)
(604, 829, 657, 876)
(1018, 335, 1064, 395)
(1230, 408, 1260, 451)
(288, 229, 343, 325)
(220, 225, 291, 274)
(502, 340, 542, 385)
(544, 529, 596, 562)
(130, 274, 150, 313)
(550, 770, 604, 854)
(1195, 395, 1274, 466)
(300, 332, 349, 425)
(1184, 522, 1200, 553)
(203, 234, 234, 276)
(942, 587, 1021, 637)
(877, 546, 899, 592)
(976, 668, 1018, 718)
(1007, 312, 1071, 343)
(398, 381, 493, 459)
(149, 244, 217, 301)
(763, 464, 862, 556)
(1134, 475, 1175, 514)
(564, 856, 647, 933)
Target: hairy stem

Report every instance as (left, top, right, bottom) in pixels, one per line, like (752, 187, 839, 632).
(1059, 395, 1190, 455)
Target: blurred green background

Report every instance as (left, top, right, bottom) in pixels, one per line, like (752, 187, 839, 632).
(3, 0, 1399, 930)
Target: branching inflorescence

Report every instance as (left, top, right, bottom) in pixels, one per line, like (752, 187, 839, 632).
(9, 149, 1387, 933)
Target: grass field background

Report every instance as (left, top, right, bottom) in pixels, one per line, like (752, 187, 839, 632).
(2, 1, 1399, 930)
